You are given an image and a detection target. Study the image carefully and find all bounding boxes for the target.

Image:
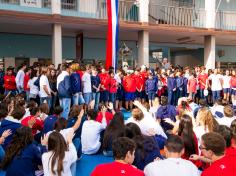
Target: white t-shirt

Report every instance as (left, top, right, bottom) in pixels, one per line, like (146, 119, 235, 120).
(42, 143, 77, 176)
(222, 75, 231, 89)
(144, 158, 200, 176)
(15, 69, 25, 88)
(81, 119, 106, 154)
(28, 77, 39, 95)
(39, 75, 51, 98)
(82, 72, 92, 93)
(126, 111, 167, 139)
(194, 126, 209, 147)
(208, 74, 223, 91)
(216, 116, 236, 127)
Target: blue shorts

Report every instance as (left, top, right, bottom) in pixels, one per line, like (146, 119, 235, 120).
(231, 89, 236, 95)
(148, 91, 156, 100)
(125, 92, 135, 101)
(116, 87, 124, 101)
(100, 91, 109, 102)
(109, 93, 116, 102)
(223, 88, 231, 93)
(135, 91, 146, 99)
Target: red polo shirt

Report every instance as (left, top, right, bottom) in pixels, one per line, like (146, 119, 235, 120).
(91, 162, 144, 176)
(123, 75, 136, 93)
(4, 75, 16, 90)
(198, 73, 208, 90)
(21, 115, 44, 135)
(24, 74, 30, 91)
(108, 77, 117, 93)
(99, 73, 110, 91)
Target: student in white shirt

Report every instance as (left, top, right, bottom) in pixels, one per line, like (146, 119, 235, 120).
(222, 70, 231, 102)
(15, 63, 26, 93)
(81, 109, 107, 154)
(42, 130, 77, 176)
(39, 67, 51, 106)
(126, 101, 167, 139)
(208, 69, 223, 103)
(144, 135, 199, 176)
(216, 105, 236, 127)
(82, 65, 92, 105)
(27, 70, 39, 101)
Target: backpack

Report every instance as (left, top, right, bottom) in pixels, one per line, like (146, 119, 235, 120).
(34, 76, 41, 89)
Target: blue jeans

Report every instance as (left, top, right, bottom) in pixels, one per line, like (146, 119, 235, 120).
(83, 93, 92, 105)
(40, 97, 51, 107)
(168, 90, 176, 105)
(59, 98, 71, 119)
(25, 90, 30, 102)
(212, 90, 221, 103)
(199, 89, 205, 99)
(72, 93, 79, 105)
(92, 92, 100, 110)
(4, 90, 17, 96)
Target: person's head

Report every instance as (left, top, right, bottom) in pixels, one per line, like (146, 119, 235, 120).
(109, 70, 115, 78)
(39, 103, 49, 115)
(50, 68, 57, 77)
(53, 106, 63, 116)
(225, 69, 230, 76)
(164, 135, 184, 158)
(47, 132, 68, 176)
(40, 66, 48, 75)
(112, 137, 136, 164)
(68, 105, 82, 119)
(20, 63, 27, 71)
(125, 123, 142, 139)
(148, 73, 153, 79)
(197, 108, 219, 132)
(163, 58, 168, 64)
(87, 109, 98, 121)
(213, 69, 218, 74)
(6, 67, 14, 75)
(85, 64, 91, 73)
(231, 119, 236, 147)
(98, 103, 107, 112)
(10, 106, 26, 120)
(30, 69, 37, 79)
(29, 107, 40, 117)
(200, 132, 226, 161)
(217, 125, 232, 148)
(224, 105, 234, 118)
(70, 63, 79, 73)
(91, 67, 98, 76)
(54, 118, 67, 132)
(232, 70, 236, 76)
(1, 126, 33, 169)
(199, 99, 207, 107)
(160, 96, 168, 106)
(131, 108, 144, 121)
(0, 103, 8, 120)
(26, 100, 37, 109)
(25, 67, 32, 74)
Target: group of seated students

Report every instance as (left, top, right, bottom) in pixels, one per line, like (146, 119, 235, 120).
(0, 92, 235, 176)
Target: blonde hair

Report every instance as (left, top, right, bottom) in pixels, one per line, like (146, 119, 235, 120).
(70, 63, 79, 72)
(40, 66, 48, 75)
(197, 108, 218, 132)
(132, 108, 144, 121)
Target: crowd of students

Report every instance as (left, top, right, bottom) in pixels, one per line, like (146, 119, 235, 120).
(0, 61, 235, 175)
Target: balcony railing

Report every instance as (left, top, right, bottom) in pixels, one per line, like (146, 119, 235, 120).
(149, 4, 206, 28)
(216, 11, 236, 30)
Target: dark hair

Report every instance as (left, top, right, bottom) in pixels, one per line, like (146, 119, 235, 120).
(202, 132, 226, 156)
(178, 114, 197, 157)
(165, 135, 184, 153)
(217, 125, 232, 148)
(160, 96, 168, 106)
(112, 137, 136, 160)
(125, 123, 142, 138)
(68, 105, 82, 119)
(48, 132, 68, 176)
(26, 100, 37, 109)
(54, 118, 67, 132)
(1, 127, 33, 169)
(231, 119, 236, 141)
(103, 112, 125, 151)
(0, 103, 8, 119)
(87, 109, 98, 121)
(11, 106, 26, 120)
(199, 99, 207, 107)
(62, 63, 70, 71)
(30, 69, 37, 79)
(53, 106, 64, 116)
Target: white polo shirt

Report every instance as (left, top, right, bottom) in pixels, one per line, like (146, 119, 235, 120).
(144, 158, 200, 176)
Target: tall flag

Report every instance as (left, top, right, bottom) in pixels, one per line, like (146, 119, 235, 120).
(105, 0, 119, 70)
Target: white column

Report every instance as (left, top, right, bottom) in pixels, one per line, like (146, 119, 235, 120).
(30, 58, 38, 66)
(4, 57, 15, 69)
(205, 0, 216, 28)
(204, 35, 216, 70)
(138, 30, 149, 67)
(138, 0, 149, 23)
(52, 24, 62, 67)
(51, 0, 61, 14)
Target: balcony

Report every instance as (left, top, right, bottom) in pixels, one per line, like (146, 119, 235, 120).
(216, 11, 236, 30)
(149, 4, 206, 28)
(0, 0, 139, 22)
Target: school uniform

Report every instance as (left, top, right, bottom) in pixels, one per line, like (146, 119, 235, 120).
(145, 78, 158, 101)
(167, 77, 176, 105)
(123, 75, 136, 101)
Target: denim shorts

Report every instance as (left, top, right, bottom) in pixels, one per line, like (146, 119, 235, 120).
(231, 89, 236, 95)
(223, 88, 231, 93)
(125, 92, 135, 101)
(148, 91, 156, 100)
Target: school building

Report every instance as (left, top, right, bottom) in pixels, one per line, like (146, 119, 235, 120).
(1, 0, 236, 69)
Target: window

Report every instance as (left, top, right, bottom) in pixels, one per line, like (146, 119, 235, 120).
(152, 51, 163, 59)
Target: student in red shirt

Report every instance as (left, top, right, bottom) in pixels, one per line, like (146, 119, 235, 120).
(24, 67, 32, 101)
(96, 103, 115, 125)
(134, 69, 144, 102)
(230, 70, 236, 102)
(99, 67, 110, 105)
(123, 71, 136, 110)
(3, 66, 16, 95)
(200, 132, 236, 176)
(108, 71, 118, 107)
(198, 66, 208, 99)
(91, 137, 144, 176)
(21, 107, 43, 136)
(187, 73, 197, 101)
